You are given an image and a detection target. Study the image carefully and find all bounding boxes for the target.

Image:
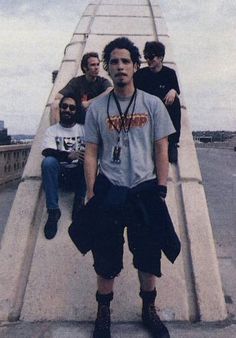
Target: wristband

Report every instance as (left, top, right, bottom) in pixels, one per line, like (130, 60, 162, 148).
(157, 185, 167, 199)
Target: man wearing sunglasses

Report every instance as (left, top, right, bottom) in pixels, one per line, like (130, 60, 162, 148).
(51, 52, 113, 125)
(134, 41, 181, 164)
(41, 95, 86, 239)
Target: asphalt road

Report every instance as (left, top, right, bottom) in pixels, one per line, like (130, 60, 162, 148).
(196, 147, 236, 261)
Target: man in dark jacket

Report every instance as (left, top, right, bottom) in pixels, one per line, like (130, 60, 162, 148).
(134, 41, 181, 163)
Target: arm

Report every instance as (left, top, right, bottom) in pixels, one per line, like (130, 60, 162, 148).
(164, 89, 178, 106)
(84, 142, 99, 201)
(163, 70, 180, 106)
(50, 93, 63, 125)
(42, 148, 71, 162)
(81, 86, 113, 110)
(154, 137, 169, 187)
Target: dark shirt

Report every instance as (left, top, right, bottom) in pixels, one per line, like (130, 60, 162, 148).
(59, 74, 112, 103)
(134, 66, 180, 101)
(59, 75, 112, 124)
(134, 65, 181, 143)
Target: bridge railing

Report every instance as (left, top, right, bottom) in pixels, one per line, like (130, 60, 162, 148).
(0, 144, 31, 185)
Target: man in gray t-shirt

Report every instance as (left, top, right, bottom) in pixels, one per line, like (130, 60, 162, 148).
(86, 89, 174, 188)
(82, 37, 179, 338)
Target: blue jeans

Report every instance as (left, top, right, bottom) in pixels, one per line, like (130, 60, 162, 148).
(41, 156, 86, 210)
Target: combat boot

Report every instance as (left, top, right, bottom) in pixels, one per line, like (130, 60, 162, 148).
(140, 289, 170, 338)
(93, 291, 113, 338)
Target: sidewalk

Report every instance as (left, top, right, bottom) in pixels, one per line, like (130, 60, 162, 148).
(0, 320, 235, 338)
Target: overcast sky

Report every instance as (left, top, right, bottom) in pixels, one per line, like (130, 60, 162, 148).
(0, 0, 235, 134)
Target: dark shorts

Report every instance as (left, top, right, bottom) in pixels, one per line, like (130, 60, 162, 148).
(91, 175, 162, 279)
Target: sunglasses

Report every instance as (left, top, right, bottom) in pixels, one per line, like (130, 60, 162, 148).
(61, 103, 76, 111)
(144, 54, 157, 61)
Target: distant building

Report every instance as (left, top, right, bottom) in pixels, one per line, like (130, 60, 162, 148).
(194, 135, 213, 143)
(0, 121, 11, 145)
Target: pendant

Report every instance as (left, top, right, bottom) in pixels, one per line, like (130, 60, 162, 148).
(123, 134, 129, 147)
(111, 145, 121, 164)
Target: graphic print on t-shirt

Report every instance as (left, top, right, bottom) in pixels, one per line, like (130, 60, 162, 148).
(107, 113, 149, 131)
(55, 136, 84, 152)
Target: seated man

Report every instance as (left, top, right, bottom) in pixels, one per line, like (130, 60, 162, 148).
(134, 41, 181, 163)
(50, 52, 112, 125)
(41, 95, 86, 239)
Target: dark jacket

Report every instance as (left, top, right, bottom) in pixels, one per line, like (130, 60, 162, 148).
(68, 175, 181, 263)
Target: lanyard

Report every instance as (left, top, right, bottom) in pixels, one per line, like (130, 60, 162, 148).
(107, 89, 137, 140)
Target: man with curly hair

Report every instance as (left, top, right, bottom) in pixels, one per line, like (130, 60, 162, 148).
(80, 37, 180, 338)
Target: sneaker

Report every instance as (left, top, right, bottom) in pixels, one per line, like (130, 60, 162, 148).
(93, 304, 111, 338)
(142, 303, 170, 338)
(44, 208, 61, 240)
(168, 143, 178, 164)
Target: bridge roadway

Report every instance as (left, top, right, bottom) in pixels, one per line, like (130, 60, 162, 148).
(0, 147, 235, 337)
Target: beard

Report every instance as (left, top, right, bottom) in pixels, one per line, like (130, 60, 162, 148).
(59, 111, 76, 126)
(116, 81, 126, 88)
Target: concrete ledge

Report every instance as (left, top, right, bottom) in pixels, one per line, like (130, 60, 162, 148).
(22, 110, 50, 179)
(0, 180, 43, 321)
(178, 108, 203, 182)
(181, 181, 227, 321)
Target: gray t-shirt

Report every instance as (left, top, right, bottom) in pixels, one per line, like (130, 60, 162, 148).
(85, 89, 175, 188)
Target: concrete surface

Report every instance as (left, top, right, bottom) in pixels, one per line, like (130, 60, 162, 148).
(0, 321, 235, 338)
(0, 147, 235, 337)
(0, 180, 20, 241)
(196, 147, 236, 322)
(0, 0, 231, 333)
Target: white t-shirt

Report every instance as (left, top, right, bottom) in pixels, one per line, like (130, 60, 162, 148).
(42, 123, 85, 164)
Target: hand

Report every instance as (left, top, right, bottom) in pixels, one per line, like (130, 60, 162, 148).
(164, 89, 177, 106)
(67, 149, 85, 162)
(78, 148, 85, 162)
(86, 191, 94, 202)
(81, 100, 90, 110)
(157, 184, 167, 200)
